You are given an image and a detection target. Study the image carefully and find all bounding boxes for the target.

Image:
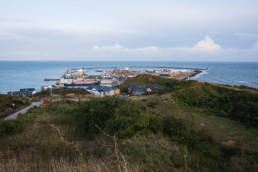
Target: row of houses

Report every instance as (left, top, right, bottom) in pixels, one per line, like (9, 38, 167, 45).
(86, 86, 120, 97)
(8, 88, 36, 97)
(86, 83, 165, 97)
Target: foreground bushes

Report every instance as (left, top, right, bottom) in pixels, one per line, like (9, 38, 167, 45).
(64, 97, 258, 171)
(2, 96, 256, 171)
(0, 108, 41, 136)
(0, 120, 24, 136)
(72, 97, 191, 140)
(74, 97, 148, 138)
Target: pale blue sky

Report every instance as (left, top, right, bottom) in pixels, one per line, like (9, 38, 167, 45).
(0, 0, 258, 61)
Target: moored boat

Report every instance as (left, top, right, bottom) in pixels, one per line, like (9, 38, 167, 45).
(63, 80, 100, 86)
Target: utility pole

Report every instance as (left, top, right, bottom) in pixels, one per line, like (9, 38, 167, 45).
(50, 85, 53, 97)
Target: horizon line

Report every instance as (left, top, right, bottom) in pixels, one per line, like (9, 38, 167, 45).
(1, 60, 258, 63)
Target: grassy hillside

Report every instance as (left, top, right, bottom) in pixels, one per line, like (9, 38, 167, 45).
(121, 74, 258, 127)
(172, 82, 258, 127)
(119, 74, 196, 93)
(0, 75, 258, 171)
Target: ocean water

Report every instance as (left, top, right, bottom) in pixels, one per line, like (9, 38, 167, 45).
(0, 61, 257, 93)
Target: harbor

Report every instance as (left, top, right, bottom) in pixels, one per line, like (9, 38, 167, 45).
(44, 66, 206, 87)
(5, 65, 206, 97)
(2, 61, 258, 97)
(40, 66, 206, 97)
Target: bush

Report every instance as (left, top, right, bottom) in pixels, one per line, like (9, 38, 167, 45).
(0, 107, 42, 137)
(74, 97, 122, 138)
(73, 97, 152, 139)
(106, 104, 149, 138)
(149, 116, 163, 133)
(0, 120, 24, 136)
(162, 116, 186, 138)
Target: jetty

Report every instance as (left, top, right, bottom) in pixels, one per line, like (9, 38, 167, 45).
(44, 78, 59, 81)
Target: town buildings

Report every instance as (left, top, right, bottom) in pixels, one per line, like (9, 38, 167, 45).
(86, 86, 120, 97)
(8, 88, 36, 97)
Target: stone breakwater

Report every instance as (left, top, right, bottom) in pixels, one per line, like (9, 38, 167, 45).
(181, 69, 204, 80)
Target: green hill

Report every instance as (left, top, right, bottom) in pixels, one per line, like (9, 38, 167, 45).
(172, 82, 258, 127)
(0, 75, 258, 171)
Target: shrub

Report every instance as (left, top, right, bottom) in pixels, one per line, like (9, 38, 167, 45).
(149, 116, 163, 133)
(0, 120, 24, 136)
(106, 104, 149, 138)
(162, 116, 186, 138)
(74, 97, 121, 138)
(74, 97, 150, 138)
(0, 107, 42, 137)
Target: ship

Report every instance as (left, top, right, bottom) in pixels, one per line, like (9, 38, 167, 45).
(100, 79, 113, 86)
(56, 67, 100, 87)
(63, 80, 100, 87)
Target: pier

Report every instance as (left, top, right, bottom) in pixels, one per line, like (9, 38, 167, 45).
(44, 78, 59, 81)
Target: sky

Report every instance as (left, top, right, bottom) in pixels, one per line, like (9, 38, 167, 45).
(0, 0, 258, 61)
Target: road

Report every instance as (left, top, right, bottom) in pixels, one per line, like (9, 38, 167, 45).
(4, 101, 43, 120)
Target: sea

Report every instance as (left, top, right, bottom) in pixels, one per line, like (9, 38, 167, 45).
(0, 61, 257, 94)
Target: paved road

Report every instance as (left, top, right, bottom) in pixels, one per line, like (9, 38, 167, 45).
(4, 101, 43, 120)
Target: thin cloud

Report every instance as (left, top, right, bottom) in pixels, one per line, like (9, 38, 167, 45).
(92, 36, 221, 53)
(251, 41, 258, 50)
(235, 33, 258, 39)
(93, 44, 128, 52)
(0, 31, 24, 41)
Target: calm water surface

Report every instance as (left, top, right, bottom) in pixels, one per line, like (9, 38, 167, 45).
(0, 61, 257, 93)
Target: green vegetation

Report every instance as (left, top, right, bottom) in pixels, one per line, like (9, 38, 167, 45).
(0, 94, 30, 118)
(86, 75, 102, 79)
(122, 75, 258, 127)
(119, 74, 196, 93)
(0, 75, 258, 171)
(172, 82, 258, 127)
(0, 107, 41, 136)
(74, 98, 258, 171)
(34, 87, 89, 98)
